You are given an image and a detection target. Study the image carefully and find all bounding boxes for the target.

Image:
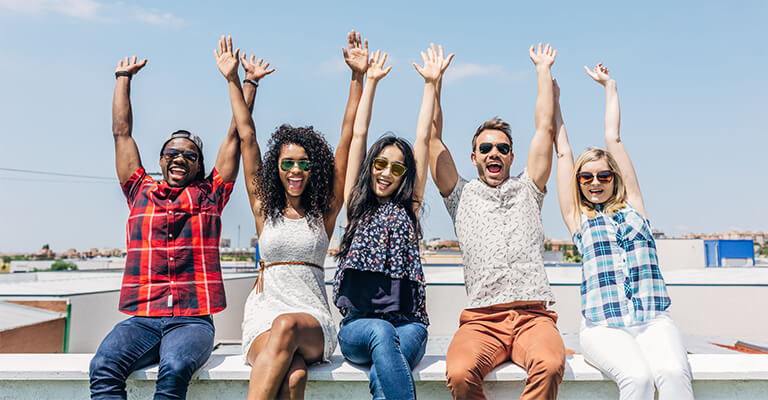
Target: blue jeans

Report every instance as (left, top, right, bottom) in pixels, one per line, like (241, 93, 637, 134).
(89, 316, 215, 400)
(338, 312, 428, 400)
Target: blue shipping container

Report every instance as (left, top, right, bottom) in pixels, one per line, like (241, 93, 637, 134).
(703, 239, 755, 267)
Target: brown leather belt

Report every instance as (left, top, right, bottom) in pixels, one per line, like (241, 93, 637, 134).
(253, 259, 323, 293)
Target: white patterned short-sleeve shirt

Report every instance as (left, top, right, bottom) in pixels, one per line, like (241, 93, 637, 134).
(444, 170, 556, 308)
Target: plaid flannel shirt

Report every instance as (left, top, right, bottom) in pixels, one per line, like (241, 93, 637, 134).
(119, 167, 233, 316)
(573, 204, 671, 327)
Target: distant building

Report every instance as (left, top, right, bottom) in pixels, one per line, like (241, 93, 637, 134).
(34, 246, 55, 260)
(680, 231, 768, 246)
(250, 237, 259, 248)
(220, 238, 231, 248)
(61, 249, 80, 259)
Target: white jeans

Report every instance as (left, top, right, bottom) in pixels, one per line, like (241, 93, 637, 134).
(579, 313, 694, 400)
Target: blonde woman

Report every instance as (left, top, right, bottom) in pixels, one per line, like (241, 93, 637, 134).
(553, 66, 693, 400)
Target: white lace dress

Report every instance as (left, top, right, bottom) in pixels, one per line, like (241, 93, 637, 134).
(241, 215, 336, 363)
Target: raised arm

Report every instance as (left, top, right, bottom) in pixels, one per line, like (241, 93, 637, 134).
(527, 43, 557, 191)
(585, 64, 645, 216)
(213, 36, 252, 185)
(343, 50, 391, 208)
(552, 79, 579, 234)
(427, 54, 459, 198)
(325, 30, 368, 236)
(112, 56, 147, 184)
(216, 52, 273, 192)
(413, 44, 454, 214)
(238, 55, 275, 228)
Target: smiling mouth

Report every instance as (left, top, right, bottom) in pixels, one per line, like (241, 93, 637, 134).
(169, 166, 188, 179)
(376, 178, 392, 191)
(287, 177, 303, 190)
(588, 188, 604, 196)
(486, 161, 502, 175)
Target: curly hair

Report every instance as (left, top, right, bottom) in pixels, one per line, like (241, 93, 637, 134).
(256, 124, 335, 225)
(336, 134, 422, 261)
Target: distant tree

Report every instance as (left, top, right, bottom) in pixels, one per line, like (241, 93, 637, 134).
(2, 256, 10, 264)
(42, 244, 50, 250)
(50, 260, 78, 271)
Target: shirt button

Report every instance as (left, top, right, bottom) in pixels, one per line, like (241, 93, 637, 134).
(168, 211, 172, 214)
(169, 257, 174, 261)
(168, 234, 173, 238)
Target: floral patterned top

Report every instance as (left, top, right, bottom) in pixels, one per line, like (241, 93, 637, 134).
(333, 201, 429, 325)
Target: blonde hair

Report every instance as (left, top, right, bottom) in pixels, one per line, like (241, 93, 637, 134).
(572, 148, 626, 219)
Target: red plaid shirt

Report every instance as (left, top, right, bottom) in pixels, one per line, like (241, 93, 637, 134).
(119, 167, 234, 316)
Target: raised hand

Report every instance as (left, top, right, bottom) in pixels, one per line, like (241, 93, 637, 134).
(529, 42, 557, 68)
(214, 35, 240, 81)
(413, 43, 454, 83)
(240, 54, 275, 81)
(342, 30, 369, 74)
(584, 63, 613, 86)
(115, 56, 147, 76)
(367, 50, 392, 81)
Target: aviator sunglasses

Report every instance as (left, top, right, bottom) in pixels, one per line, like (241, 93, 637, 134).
(578, 170, 614, 184)
(162, 148, 199, 163)
(477, 142, 511, 155)
(280, 159, 312, 172)
(373, 158, 407, 177)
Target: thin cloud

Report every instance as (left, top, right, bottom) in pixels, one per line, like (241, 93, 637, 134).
(444, 63, 527, 84)
(133, 8, 182, 27)
(0, 0, 182, 26)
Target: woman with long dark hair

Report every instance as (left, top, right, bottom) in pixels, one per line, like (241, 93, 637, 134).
(238, 31, 370, 400)
(332, 44, 453, 400)
(554, 65, 693, 399)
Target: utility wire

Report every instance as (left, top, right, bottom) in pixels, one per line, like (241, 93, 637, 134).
(0, 167, 162, 179)
(0, 167, 113, 180)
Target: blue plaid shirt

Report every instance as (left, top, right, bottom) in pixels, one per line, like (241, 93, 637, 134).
(573, 204, 671, 327)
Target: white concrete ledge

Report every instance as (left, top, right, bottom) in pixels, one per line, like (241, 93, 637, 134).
(3, 353, 768, 399)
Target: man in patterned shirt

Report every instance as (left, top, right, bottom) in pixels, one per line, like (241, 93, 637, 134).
(428, 43, 565, 399)
(90, 37, 255, 400)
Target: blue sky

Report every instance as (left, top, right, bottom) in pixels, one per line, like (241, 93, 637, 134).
(0, 1, 766, 252)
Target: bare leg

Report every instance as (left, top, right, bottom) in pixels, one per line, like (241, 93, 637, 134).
(246, 313, 324, 400)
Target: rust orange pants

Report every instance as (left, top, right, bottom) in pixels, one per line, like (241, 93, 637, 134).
(445, 303, 565, 400)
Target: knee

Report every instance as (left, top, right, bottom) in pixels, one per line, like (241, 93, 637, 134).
(528, 351, 565, 381)
(621, 369, 655, 395)
(367, 320, 399, 349)
(89, 353, 110, 377)
(159, 355, 199, 383)
(445, 360, 483, 398)
(655, 365, 691, 386)
(270, 315, 301, 347)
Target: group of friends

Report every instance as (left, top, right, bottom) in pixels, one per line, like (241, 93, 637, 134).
(88, 31, 695, 400)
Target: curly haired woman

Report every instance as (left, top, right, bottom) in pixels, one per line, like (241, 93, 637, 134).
(237, 31, 369, 400)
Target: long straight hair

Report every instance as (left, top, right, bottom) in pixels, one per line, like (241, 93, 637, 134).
(572, 147, 626, 219)
(336, 135, 422, 261)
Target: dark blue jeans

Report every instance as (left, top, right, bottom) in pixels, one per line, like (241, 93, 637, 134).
(338, 312, 428, 400)
(89, 315, 215, 400)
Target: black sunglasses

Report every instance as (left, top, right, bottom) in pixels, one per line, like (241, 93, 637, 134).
(477, 142, 511, 155)
(162, 148, 199, 162)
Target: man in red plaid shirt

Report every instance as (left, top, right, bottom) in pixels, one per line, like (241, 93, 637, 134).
(90, 36, 259, 399)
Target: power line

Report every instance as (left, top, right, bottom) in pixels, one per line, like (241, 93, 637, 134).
(0, 167, 113, 180)
(0, 167, 163, 179)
